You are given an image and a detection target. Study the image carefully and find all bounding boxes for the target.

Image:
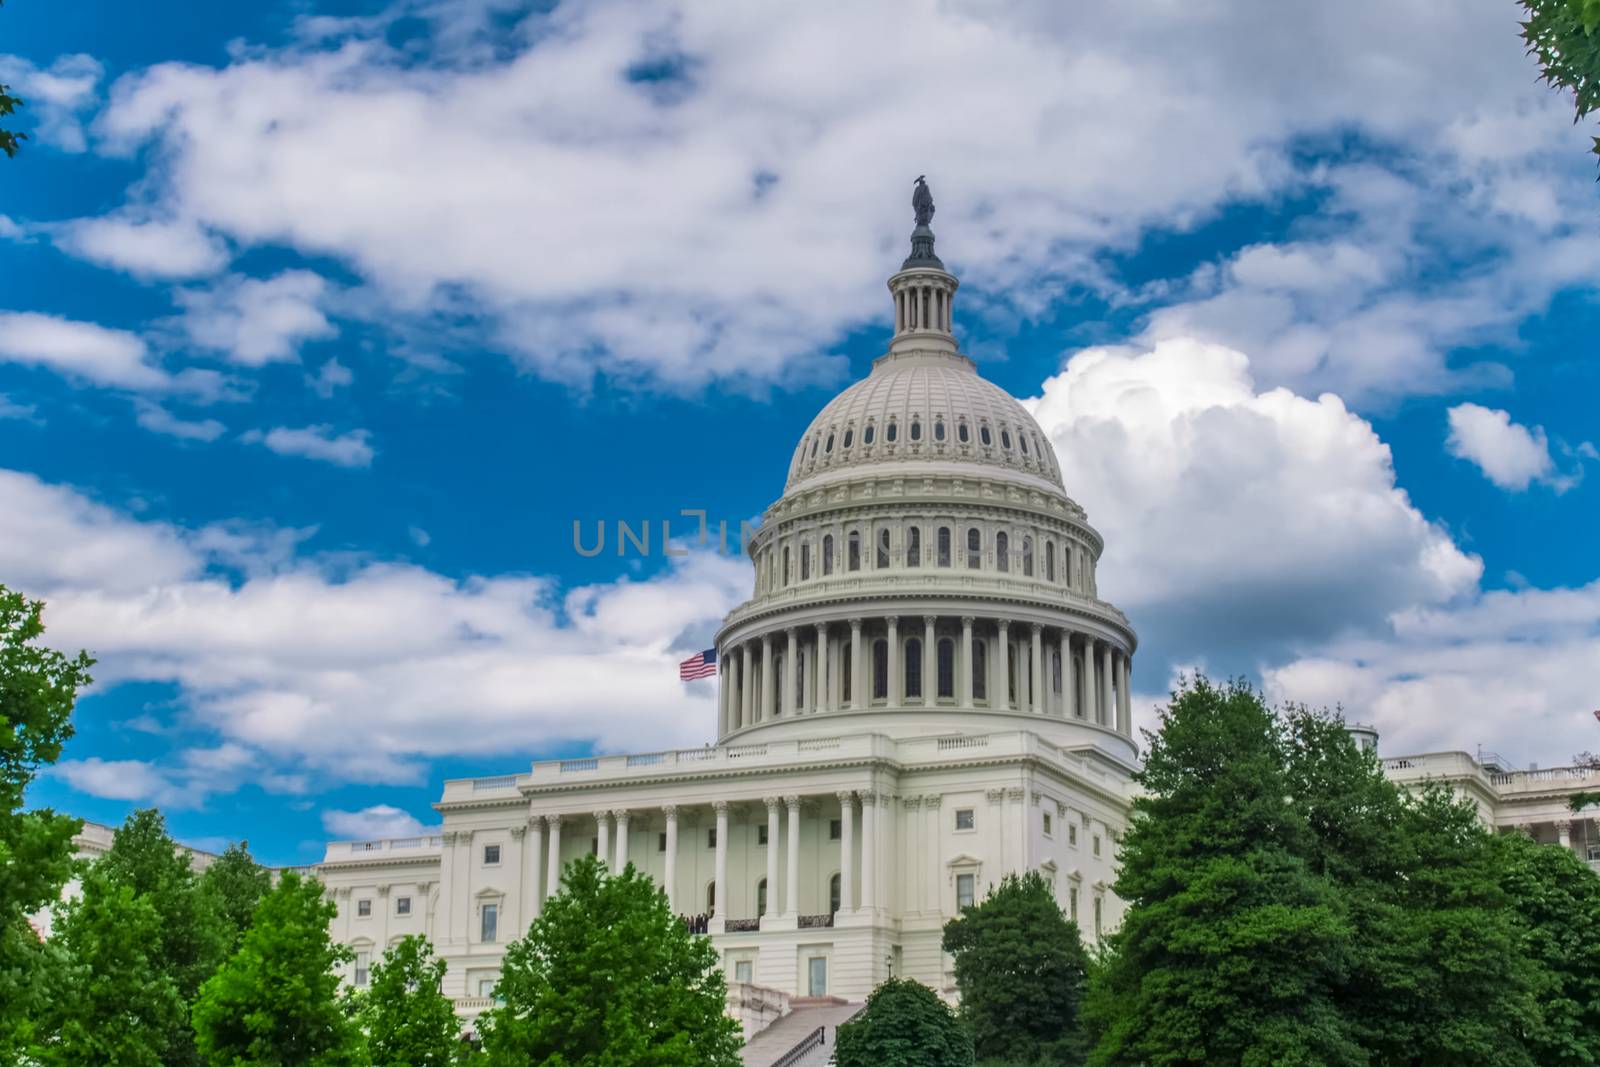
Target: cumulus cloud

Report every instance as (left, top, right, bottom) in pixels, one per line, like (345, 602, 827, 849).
(73, 0, 1595, 395)
(0, 311, 169, 390)
(49, 742, 274, 809)
(1028, 338, 1482, 670)
(0, 53, 102, 151)
(134, 400, 227, 442)
(2, 467, 749, 787)
(1445, 402, 1581, 492)
(176, 271, 336, 365)
(52, 214, 229, 279)
(322, 805, 434, 840)
(307, 358, 353, 398)
(242, 425, 376, 467)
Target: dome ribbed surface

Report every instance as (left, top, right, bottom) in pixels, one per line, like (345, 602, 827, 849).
(785, 357, 1064, 492)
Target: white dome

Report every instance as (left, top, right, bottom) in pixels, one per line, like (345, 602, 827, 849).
(785, 352, 1065, 495)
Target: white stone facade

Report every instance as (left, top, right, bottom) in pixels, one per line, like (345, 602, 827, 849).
(316, 215, 1141, 1014)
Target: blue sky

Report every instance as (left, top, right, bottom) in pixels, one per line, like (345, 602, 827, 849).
(3, 0, 1598, 864)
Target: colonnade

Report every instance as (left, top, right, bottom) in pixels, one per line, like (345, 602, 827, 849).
(894, 280, 952, 334)
(719, 617, 1132, 736)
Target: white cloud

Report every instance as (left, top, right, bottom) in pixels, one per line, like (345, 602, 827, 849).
(243, 424, 376, 467)
(176, 271, 336, 366)
(51, 758, 180, 804)
(134, 400, 226, 442)
(0, 311, 168, 390)
(322, 805, 434, 840)
(48, 742, 272, 809)
(0, 393, 38, 421)
(53, 215, 228, 279)
(0, 53, 102, 151)
(1027, 338, 1482, 667)
(308, 358, 353, 397)
(3, 467, 749, 787)
(76, 0, 1594, 394)
(1445, 402, 1570, 492)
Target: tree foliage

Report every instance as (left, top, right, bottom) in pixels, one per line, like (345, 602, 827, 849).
(358, 935, 463, 1067)
(942, 871, 1089, 1066)
(200, 841, 273, 955)
(834, 978, 973, 1067)
(477, 853, 741, 1067)
(0, 586, 92, 1058)
(1521, 0, 1600, 164)
(0, 1, 23, 158)
(192, 871, 362, 1067)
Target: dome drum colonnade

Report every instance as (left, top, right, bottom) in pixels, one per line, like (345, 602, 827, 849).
(713, 209, 1136, 750)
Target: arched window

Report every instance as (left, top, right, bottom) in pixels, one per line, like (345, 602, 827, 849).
(996, 532, 1010, 573)
(848, 531, 861, 572)
(973, 639, 988, 700)
(843, 427, 853, 449)
(797, 649, 805, 707)
(825, 432, 834, 453)
(1001, 429, 1013, 450)
(841, 644, 852, 704)
(1052, 648, 1062, 695)
(967, 528, 982, 569)
(782, 546, 791, 585)
(886, 420, 898, 443)
(809, 437, 818, 459)
(910, 419, 922, 441)
(980, 424, 992, 446)
(907, 526, 921, 568)
(1019, 433, 1029, 455)
(830, 872, 842, 913)
(876, 528, 890, 569)
(934, 418, 946, 441)
(937, 638, 955, 698)
(958, 421, 970, 443)
(864, 423, 875, 445)
(938, 527, 951, 567)
(905, 637, 922, 699)
(1022, 536, 1034, 577)
(822, 535, 834, 576)
(757, 878, 768, 916)
(707, 882, 716, 910)
(801, 543, 812, 581)
(872, 639, 888, 700)
(1045, 541, 1055, 582)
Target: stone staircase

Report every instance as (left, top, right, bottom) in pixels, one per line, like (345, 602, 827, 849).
(739, 996, 862, 1067)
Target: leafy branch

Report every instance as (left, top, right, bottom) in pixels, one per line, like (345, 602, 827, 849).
(1521, 0, 1600, 167)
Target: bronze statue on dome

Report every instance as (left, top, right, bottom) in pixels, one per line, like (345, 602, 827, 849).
(913, 175, 935, 227)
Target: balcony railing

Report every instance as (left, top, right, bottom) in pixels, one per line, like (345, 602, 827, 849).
(798, 913, 835, 928)
(724, 918, 761, 933)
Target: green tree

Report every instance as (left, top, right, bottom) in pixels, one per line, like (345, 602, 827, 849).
(1490, 829, 1600, 1066)
(0, 2, 24, 158)
(99, 807, 230, 1066)
(192, 870, 363, 1067)
(942, 871, 1089, 1066)
(359, 935, 462, 1067)
(33, 867, 187, 1066)
(1521, 0, 1600, 164)
(0, 586, 93, 1058)
(201, 841, 273, 954)
(1086, 679, 1361, 1066)
(834, 978, 973, 1067)
(477, 853, 740, 1067)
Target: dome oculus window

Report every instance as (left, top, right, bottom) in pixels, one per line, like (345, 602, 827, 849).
(1001, 429, 1013, 450)
(886, 421, 898, 443)
(842, 428, 853, 449)
(958, 421, 970, 443)
(825, 433, 835, 453)
(810, 438, 818, 458)
(980, 424, 992, 446)
(864, 424, 875, 445)
(910, 419, 922, 441)
(1019, 434, 1029, 455)
(934, 419, 946, 441)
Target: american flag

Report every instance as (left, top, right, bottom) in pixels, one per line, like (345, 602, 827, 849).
(679, 648, 718, 681)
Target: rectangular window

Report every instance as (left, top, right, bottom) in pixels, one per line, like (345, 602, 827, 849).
(1093, 896, 1103, 937)
(955, 808, 975, 831)
(937, 527, 951, 567)
(658, 832, 668, 852)
(734, 960, 753, 984)
(829, 818, 842, 841)
(354, 951, 369, 987)
(592, 837, 600, 856)
(808, 957, 829, 997)
(480, 903, 499, 943)
(708, 828, 717, 849)
(396, 896, 411, 916)
(483, 844, 501, 865)
(801, 544, 811, 580)
(758, 825, 769, 846)
(1093, 835, 1102, 857)
(956, 873, 975, 910)
(1068, 823, 1078, 847)
(1043, 812, 1053, 837)
(1070, 887, 1079, 923)
(478, 978, 497, 998)
(848, 532, 861, 572)
(356, 899, 371, 917)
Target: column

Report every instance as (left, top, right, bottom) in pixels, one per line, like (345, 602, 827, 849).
(987, 789, 1006, 870)
(887, 616, 901, 705)
(1083, 638, 1097, 724)
(662, 806, 679, 913)
(526, 814, 544, 919)
(595, 811, 611, 866)
(961, 616, 974, 705)
(740, 644, 753, 729)
(924, 795, 942, 912)
(785, 795, 802, 918)
(1059, 630, 1074, 718)
(861, 790, 878, 911)
(849, 618, 864, 710)
(785, 628, 798, 716)
(1558, 820, 1572, 849)
(1102, 644, 1115, 727)
(712, 801, 729, 927)
(719, 659, 731, 734)
(613, 809, 630, 870)
(923, 616, 937, 703)
(1030, 624, 1044, 714)
(995, 620, 1011, 710)
(1118, 652, 1132, 734)
(814, 623, 828, 713)
(760, 634, 774, 722)
(545, 815, 563, 897)
(763, 797, 781, 921)
(836, 791, 856, 912)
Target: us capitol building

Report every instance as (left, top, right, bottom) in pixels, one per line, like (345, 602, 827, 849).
(312, 189, 1600, 1025)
